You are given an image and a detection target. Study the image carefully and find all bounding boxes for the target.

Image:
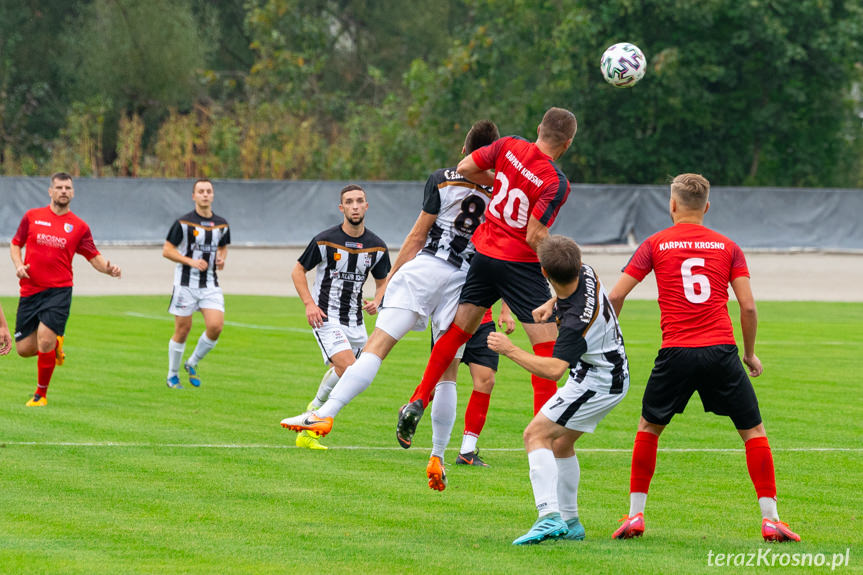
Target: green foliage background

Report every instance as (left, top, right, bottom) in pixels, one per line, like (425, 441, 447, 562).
(1, 0, 862, 186)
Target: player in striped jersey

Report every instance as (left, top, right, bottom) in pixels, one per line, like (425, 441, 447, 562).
(281, 121, 504, 464)
(288, 184, 391, 450)
(162, 179, 231, 389)
(488, 235, 629, 544)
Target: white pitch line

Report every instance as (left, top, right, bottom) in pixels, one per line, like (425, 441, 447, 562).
(0, 441, 860, 453)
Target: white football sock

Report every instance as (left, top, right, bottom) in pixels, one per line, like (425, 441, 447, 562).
(555, 454, 581, 521)
(430, 381, 457, 458)
(168, 339, 186, 378)
(629, 492, 648, 517)
(312, 366, 340, 407)
(759, 497, 779, 521)
(528, 448, 559, 517)
(460, 433, 479, 454)
(187, 333, 217, 367)
(317, 353, 382, 419)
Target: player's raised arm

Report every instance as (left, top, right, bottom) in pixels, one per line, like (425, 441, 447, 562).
(386, 211, 437, 281)
(487, 331, 570, 381)
(730, 275, 762, 377)
(608, 273, 640, 317)
(456, 153, 494, 187)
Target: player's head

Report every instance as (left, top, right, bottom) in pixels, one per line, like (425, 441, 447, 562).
(463, 120, 500, 154)
(49, 172, 74, 207)
(538, 235, 582, 286)
(537, 107, 577, 158)
(193, 178, 214, 211)
(340, 184, 368, 226)
(669, 173, 710, 221)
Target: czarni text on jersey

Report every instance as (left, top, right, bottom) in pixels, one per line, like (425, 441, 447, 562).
(658, 241, 726, 251)
(504, 150, 544, 187)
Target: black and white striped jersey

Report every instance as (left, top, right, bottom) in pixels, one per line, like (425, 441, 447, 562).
(166, 210, 231, 288)
(419, 167, 493, 272)
(553, 265, 629, 395)
(298, 224, 391, 328)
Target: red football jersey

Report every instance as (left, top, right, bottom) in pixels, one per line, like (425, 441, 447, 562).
(624, 223, 749, 348)
(12, 206, 100, 297)
(470, 136, 570, 262)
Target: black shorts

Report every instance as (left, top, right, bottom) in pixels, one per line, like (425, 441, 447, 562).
(14, 287, 73, 341)
(461, 320, 499, 371)
(458, 252, 552, 324)
(642, 344, 762, 429)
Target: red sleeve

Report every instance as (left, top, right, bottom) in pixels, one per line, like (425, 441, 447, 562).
(623, 239, 654, 281)
(76, 226, 101, 260)
(729, 243, 749, 281)
(471, 138, 507, 171)
(12, 214, 29, 246)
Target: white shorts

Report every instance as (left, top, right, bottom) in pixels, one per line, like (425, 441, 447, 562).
(379, 254, 466, 335)
(540, 373, 629, 433)
(169, 286, 225, 316)
(313, 322, 368, 365)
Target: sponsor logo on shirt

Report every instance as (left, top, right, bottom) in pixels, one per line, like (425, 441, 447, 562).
(64, 223, 74, 233)
(345, 242, 363, 249)
(331, 271, 365, 282)
(34, 220, 52, 227)
(36, 233, 67, 249)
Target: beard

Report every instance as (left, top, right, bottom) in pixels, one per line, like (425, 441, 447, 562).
(347, 214, 365, 225)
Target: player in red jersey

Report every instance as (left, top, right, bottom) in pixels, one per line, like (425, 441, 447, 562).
(396, 108, 578, 476)
(9, 172, 121, 406)
(607, 173, 800, 543)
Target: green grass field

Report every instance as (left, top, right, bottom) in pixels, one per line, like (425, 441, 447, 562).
(0, 295, 860, 574)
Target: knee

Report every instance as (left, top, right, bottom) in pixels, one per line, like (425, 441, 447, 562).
(206, 325, 222, 340)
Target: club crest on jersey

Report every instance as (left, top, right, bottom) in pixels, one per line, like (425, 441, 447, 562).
(334, 253, 342, 261)
(345, 242, 363, 249)
(64, 223, 74, 233)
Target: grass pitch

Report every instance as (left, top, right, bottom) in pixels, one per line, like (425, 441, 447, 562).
(0, 295, 860, 574)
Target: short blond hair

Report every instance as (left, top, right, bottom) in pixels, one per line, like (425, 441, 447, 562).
(671, 173, 710, 210)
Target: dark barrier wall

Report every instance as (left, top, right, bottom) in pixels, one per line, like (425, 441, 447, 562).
(2, 177, 862, 250)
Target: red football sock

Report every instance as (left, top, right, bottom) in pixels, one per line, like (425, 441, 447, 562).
(630, 431, 659, 494)
(463, 390, 491, 437)
(36, 350, 56, 397)
(531, 341, 558, 414)
(745, 436, 777, 499)
(409, 323, 473, 407)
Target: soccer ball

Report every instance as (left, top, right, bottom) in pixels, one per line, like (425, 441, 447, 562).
(600, 42, 646, 88)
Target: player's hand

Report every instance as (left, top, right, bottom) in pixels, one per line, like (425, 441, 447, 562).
(743, 354, 763, 377)
(487, 332, 515, 356)
(105, 261, 122, 278)
(498, 310, 516, 335)
(191, 258, 209, 271)
(0, 327, 11, 355)
(215, 256, 226, 270)
(362, 299, 380, 315)
(532, 297, 556, 323)
(15, 264, 30, 279)
(306, 303, 327, 328)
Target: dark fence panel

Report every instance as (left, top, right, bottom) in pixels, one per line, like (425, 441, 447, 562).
(2, 177, 861, 250)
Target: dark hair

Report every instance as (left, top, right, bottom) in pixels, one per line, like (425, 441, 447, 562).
(671, 173, 710, 210)
(464, 120, 500, 153)
(340, 184, 366, 201)
(193, 178, 213, 191)
(538, 107, 577, 147)
(538, 235, 582, 284)
(50, 172, 73, 185)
